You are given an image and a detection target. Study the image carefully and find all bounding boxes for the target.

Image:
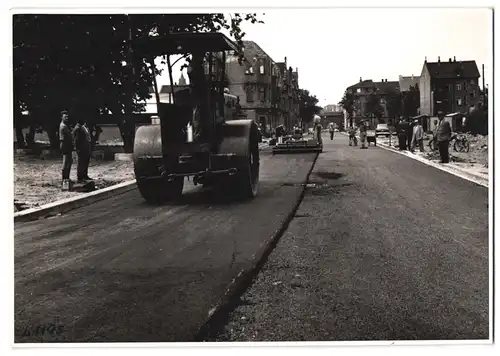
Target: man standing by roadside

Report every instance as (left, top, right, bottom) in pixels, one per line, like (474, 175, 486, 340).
(396, 118, 409, 150)
(59, 110, 73, 191)
(328, 121, 335, 140)
(411, 118, 425, 153)
(407, 119, 414, 150)
(436, 111, 452, 163)
(359, 119, 368, 149)
(72, 116, 93, 182)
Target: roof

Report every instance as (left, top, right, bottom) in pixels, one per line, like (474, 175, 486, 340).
(133, 32, 239, 57)
(348, 79, 375, 89)
(399, 75, 420, 92)
(348, 79, 399, 93)
(374, 80, 400, 94)
(424, 60, 480, 79)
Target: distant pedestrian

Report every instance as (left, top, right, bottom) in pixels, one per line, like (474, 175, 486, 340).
(59, 110, 73, 190)
(359, 120, 368, 149)
(411, 119, 425, 152)
(435, 111, 452, 163)
(72, 116, 93, 182)
(328, 121, 335, 140)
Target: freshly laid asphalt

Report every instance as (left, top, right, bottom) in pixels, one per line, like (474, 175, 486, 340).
(216, 133, 489, 341)
(14, 148, 316, 342)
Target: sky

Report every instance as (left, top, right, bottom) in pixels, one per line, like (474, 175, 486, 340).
(154, 8, 493, 108)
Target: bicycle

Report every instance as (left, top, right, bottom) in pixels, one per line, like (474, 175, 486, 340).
(428, 133, 470, 153)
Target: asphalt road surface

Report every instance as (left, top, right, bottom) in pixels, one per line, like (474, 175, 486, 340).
(14, 148, 317, 342)
(217, 133, 489, 341)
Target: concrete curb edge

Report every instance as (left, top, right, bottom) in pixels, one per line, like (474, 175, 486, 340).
(14, 180, 137, 223)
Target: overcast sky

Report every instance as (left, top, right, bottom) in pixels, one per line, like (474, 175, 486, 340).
(155, 8, 492, 107)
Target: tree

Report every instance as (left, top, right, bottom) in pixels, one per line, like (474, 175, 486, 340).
(298, 89, 322, 124)
(385, 88, 402, 119)
(13, 13, 264, 152)
(339, 89, 355, 127)
(401, 84, 419, 117)
(365, 92, 384, 119)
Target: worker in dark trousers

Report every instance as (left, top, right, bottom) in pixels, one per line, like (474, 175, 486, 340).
(435, 111, 452, 163)
(59, 110, 74, 191)
(396, 118, 408, 150)
(72, 117, 93, 182)
(407, 119, 414, 150)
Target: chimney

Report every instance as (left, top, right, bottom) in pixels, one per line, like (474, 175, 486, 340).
(425, 56, 427, 62)
(449, 58, 452, 62)
(411, 74, 414, 79)
(453, 56, 456, 62)
(438, 56, 440, 62)
(360, 77, 362, 82)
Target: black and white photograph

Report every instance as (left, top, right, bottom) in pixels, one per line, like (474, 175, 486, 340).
(5, 0, 495, 353)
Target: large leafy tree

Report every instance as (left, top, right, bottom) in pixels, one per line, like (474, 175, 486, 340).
(384, 87, 402, 119)
(298, 89, 322, 124)
(339, 89, 355, 127)
(365, 92, 384, 119)
(13, 13, 263, 152)
(401, 84, 419, 117)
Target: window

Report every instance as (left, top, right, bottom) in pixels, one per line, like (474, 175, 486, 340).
(246, 87, 254, 102)
(448, 84, 453, 92)
(260, 65, 265, 75)
(470, 79, 475, 85)
(470, 91, 475, 98)
(357, 88, 361, 93)
(457, 98, 462, 106)
(259, 87, 266, 102)
(249, 67, 254, 74)
(456, 83, 462, 91)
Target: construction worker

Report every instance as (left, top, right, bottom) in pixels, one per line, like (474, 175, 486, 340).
(359, 120, 368, 149)
(72, 116, 93, 182)
(313, 114, 323, 145)
(435, 111, 452, 163)
(328, 121, 335, 140)
(59, 110, 73, 190)
(348, 125, 357, 146)
(187, 51, 209, 141)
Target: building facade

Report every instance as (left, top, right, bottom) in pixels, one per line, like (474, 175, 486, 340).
(419, 56, 481, 117)
(345, 77, 400, 127)
(225, 41, 300, 135)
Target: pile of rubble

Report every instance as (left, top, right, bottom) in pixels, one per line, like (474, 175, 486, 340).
(465, 134, 488, 153)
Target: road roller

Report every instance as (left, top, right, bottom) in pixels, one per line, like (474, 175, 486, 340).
(132, 32, 260, 203)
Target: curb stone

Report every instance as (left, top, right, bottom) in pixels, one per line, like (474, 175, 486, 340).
(14, 180, 137, 223)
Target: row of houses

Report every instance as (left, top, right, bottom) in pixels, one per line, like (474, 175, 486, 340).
(338, 56, 486, 130)
(147, 41, 301, 136)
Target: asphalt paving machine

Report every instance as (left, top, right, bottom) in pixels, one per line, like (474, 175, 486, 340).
(132, 33, 260, 203)
(272, 122, 323, 155)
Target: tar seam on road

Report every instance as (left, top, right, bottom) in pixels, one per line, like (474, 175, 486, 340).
(193, 152, 320, 342)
